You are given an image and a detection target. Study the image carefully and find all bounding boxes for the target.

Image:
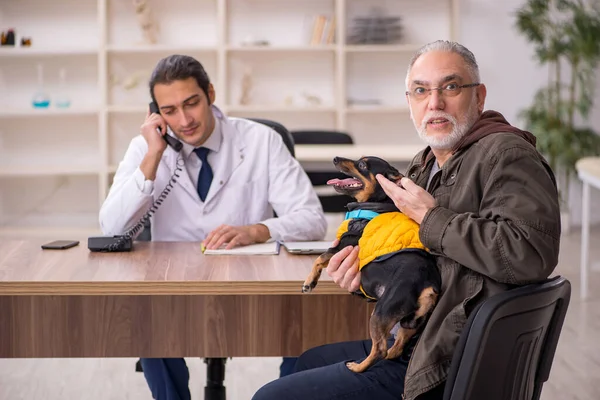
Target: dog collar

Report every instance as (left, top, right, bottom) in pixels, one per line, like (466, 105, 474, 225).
(344, 209, 380, 221)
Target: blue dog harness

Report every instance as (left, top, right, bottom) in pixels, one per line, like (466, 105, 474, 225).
(344, 209, 380, 221)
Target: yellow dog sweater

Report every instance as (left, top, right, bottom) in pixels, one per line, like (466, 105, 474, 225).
(336, 209, 427, 299)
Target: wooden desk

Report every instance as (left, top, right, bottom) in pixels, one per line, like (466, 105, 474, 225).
(576, 157, 600, 300)
(0, 240, 370, 358)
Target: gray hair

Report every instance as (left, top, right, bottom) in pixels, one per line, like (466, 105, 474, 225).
(405, 40, 481, 90)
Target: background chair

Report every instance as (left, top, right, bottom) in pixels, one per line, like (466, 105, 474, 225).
(250, 118, 295, 157)
(290, 130, 354, 213)
(134, 118, 296, 400)
(443, 276, 571, 400)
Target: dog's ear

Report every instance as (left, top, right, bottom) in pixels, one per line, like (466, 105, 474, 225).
(385, 167, 403, 184)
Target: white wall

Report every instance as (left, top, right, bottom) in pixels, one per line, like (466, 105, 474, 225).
(458, 0, 600, 228)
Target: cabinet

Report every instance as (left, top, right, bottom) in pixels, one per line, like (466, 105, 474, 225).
(0, 0, 458, 237)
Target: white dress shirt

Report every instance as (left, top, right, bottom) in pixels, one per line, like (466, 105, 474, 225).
(99, 106, 327, 242)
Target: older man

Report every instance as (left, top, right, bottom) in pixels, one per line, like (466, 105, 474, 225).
(252, 40, 561, 400)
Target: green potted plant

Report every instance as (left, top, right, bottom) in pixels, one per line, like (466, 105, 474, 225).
(515, 0, 600, 231)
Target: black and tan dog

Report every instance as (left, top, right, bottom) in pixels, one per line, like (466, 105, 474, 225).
(302, 156, 441, 373)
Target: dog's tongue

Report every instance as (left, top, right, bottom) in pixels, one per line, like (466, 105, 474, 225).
(327, 178, 361, 186)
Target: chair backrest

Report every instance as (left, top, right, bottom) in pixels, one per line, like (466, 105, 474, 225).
(443, 276, 571, 400)
(291, 130, 353, 145)
(249, 118, 295, 157)
(289, 130, 354, 212)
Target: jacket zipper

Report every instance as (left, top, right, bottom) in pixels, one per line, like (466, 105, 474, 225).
(404, 159, 436, 400)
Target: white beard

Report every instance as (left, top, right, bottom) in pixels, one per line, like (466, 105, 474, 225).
(413, 99, 479, 150)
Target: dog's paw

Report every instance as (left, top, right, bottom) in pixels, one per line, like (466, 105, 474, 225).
(302, 281, 318, 293)
(346, 362, 363, 373)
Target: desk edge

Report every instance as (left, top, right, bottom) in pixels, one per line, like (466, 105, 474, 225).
(0, 280, 349, 296)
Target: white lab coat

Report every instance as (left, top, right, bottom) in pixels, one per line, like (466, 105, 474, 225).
(99, 107, 327, 242)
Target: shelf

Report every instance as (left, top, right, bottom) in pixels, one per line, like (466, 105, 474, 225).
(107, 51, 218, 107)
(227, 50, 335, 107)
(227, 0, 335, 49)
(295, 144, 423, 163)
(0, 165, 100, 177)
(107, 105, 147, 114)
(0, 47, 98, 57)
(226, 45, 336, 53)
(107, 0, 218, 48)
(0, 173, 101, 236)
(345, 105, 410, 114)
(346, 50, 413, 112)
(0, 107, 99, 118)
(0, 226, 102, 238)
(106, 44, 217, 54)
(0, 0, 458, 239)
(345, 45, 423, 53)
(227, 105, 337, 113)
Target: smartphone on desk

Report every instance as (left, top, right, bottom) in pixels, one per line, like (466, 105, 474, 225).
(41, 240, 80, 250)
(149, 101, 183, 152)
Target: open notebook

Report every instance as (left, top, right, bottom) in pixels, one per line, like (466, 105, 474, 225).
(201, 241, 281, 255)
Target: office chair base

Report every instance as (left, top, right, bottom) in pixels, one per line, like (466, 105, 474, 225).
(135, 359, 143, 372)
(205, 387, 226, 400)
(205, 357, 227, 400)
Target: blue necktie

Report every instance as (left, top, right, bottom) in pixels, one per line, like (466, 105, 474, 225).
(194, 147, 213, 202)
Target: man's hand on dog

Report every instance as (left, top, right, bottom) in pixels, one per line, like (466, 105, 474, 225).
(203, 224, 271, 250)
(326, 241, 361, 292)
(376, 175, 436, 224)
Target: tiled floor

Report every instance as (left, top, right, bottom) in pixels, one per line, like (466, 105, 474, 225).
(1, 220, 599, 400)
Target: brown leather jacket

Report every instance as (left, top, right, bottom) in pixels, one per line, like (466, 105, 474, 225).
(402, 111, 561, 399)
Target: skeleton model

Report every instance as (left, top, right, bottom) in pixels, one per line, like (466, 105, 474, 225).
(239, 67, 253, 105)
(133, 0, 159, 45)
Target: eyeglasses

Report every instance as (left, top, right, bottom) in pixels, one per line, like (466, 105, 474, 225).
(405, 82, 481, 101)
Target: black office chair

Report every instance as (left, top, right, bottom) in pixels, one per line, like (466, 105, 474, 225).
(249, 118, 295, 157)
(442, 276, 571, 400)
(290, 130, 354, 213)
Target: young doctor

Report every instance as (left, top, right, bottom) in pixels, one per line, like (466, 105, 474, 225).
(99, 54, 327, 400)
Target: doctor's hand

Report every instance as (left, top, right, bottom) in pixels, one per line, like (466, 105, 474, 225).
(141, 108, 168, 155)
(375, 175, 436, 225)
(326, 240, 361, 293)
(203, 224, 271, 250)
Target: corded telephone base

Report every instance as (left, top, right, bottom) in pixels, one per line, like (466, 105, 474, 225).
(88, 235, 133, 252)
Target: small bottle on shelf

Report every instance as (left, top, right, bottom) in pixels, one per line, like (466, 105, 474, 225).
(31, 63, 51, 108)
(5, 29, 15, 46)
(55, 68, 71, 108)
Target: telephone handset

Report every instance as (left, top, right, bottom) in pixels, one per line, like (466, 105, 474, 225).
(87, 104, 185, 252)
(149, 101, 183, 152)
